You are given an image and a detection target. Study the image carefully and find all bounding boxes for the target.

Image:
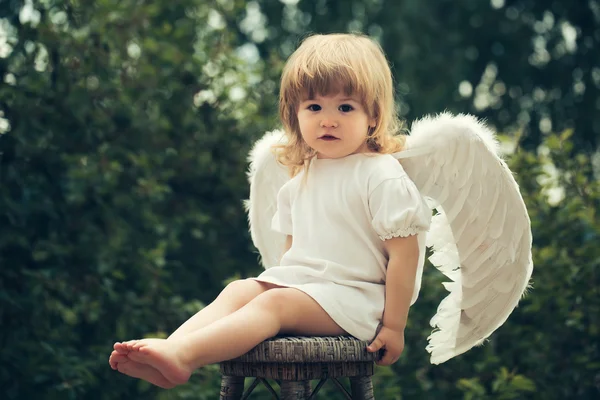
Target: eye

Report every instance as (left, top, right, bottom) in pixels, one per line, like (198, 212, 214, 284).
(339, 104, 354, 112)
(307, 104, 321, 111)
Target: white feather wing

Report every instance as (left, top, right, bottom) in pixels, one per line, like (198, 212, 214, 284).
(245, 130, 290, 268)
(395, 113, 533, 364)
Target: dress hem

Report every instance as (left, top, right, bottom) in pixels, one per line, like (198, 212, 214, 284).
(249, 276, 377, 342)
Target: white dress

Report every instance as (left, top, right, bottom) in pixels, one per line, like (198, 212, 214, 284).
(252, 153, 431, 341)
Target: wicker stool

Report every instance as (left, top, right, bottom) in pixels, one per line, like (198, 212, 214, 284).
(219, 336, 380, 399)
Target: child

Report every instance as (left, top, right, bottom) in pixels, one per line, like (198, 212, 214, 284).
(109, 33, 431, 389)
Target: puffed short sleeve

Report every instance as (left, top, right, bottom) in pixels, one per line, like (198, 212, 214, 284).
(369, 176, 431, 241)
(271, 181, 293, 235)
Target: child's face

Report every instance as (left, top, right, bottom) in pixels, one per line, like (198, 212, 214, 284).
(297, 93, 375, 159)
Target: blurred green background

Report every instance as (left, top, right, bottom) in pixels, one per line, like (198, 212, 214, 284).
(0, 0, 598, 399)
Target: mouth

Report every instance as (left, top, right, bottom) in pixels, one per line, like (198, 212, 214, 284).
(318, 134, 340, 141)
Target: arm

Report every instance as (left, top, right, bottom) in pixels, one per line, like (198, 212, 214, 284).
(382, 234, 419, 331)
(367, 234, 420, 365)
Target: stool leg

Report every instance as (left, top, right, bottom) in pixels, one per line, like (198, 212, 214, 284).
(303, 380, 311, 397)
(280, 380, 311, 399)
(220, 376, 245, 400)
(349, 376, 375, 400)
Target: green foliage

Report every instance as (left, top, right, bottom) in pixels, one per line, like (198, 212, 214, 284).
(0, 0, 271, 398)
(1, 1, 599, 399)
(457, 367, 536, 400)
(251, 0, 600, 152)
(369, 130, 599, 400)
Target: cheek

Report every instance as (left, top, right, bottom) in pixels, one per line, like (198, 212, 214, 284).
(295, 116, 309, 138)
(296, 119, 306, 134)
(297, 114, 313, 130)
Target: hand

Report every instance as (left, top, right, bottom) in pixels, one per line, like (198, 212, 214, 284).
(366, 325, 405, 366)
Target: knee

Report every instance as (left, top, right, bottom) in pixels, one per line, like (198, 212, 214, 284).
(250, 289, 296, 320)
(223, 279, 251, 293)
(223, 278, 260, 293)
(220, 279, 266, 308)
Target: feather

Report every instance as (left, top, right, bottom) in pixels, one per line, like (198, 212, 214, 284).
(246, 113, 533, 365)
(395, 112, 533, 364)
(245, 130, 290, 268)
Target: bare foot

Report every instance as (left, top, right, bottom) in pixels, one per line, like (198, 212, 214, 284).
(109, 350, 122, 370)
(128, 338, 152, 351)
(126, 338, 192, 385)
(113, 341, 134, 355)
(111, 353, 177, 389)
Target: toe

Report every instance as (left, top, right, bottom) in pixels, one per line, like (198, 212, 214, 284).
(132, 341, 147, 351)
(109, 351, 116, 367)
(110, 356, 121, 370)
(110, 353, 129, 369)
(114, 342, 129, 354)
(125, 340, 139, 350)
(109, 351, 119, 367)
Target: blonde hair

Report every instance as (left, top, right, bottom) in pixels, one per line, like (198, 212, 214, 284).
(276, 33, 405, 176)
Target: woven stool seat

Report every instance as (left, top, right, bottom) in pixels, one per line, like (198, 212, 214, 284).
(219, 335, 380, 399)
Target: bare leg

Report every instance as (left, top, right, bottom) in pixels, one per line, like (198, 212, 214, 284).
(126, 288, 345, 384)
(111, 279, 272, 385)
(168, 279, 273, 340)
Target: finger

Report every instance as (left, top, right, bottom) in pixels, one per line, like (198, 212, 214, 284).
(390, 347, 404, 361)
(386, 355, 399, 365)
(376, 351, 395, 366)
(367, 337, 384, 352)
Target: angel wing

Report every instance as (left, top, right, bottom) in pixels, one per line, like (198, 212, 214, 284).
(394, 113, 533, 364)
(245, 113, 533, 365)
(245, 130, 290, 268)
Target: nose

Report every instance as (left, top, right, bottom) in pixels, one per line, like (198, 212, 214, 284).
(320, 115, 338, 128)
